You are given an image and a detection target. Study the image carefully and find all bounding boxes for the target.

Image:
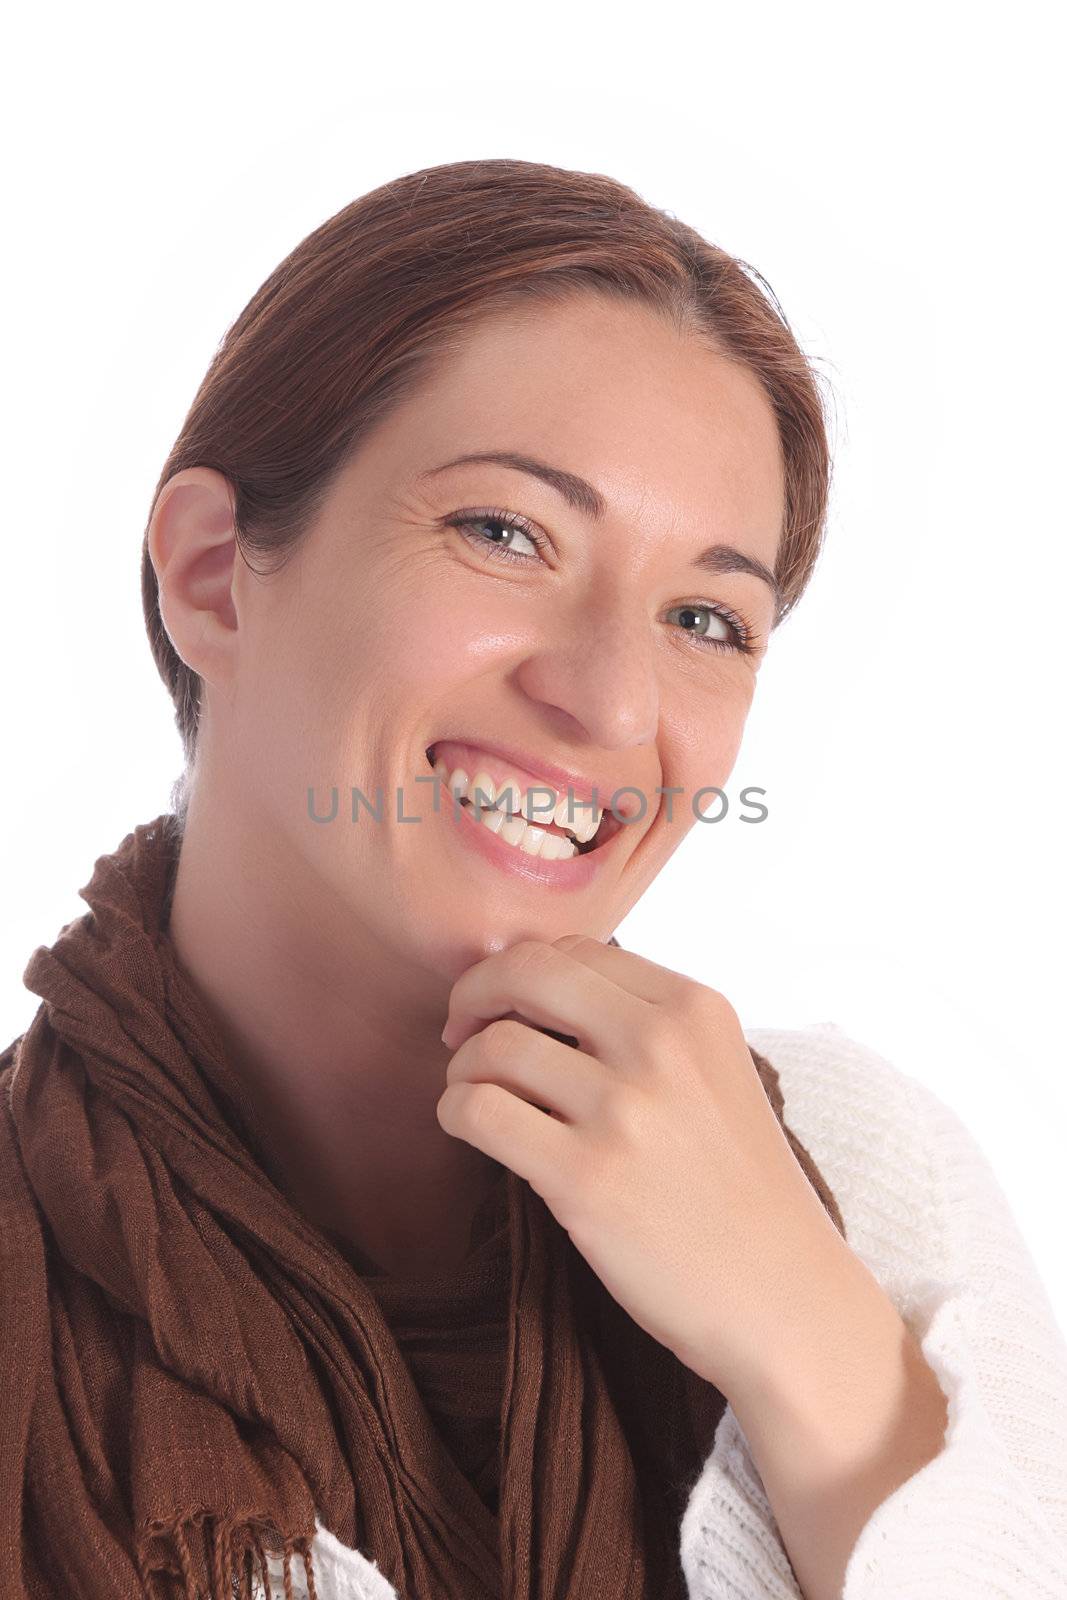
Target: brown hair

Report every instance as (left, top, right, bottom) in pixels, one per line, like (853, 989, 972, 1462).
(141, 157, 834, 813)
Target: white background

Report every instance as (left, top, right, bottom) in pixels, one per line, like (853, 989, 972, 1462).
(2, 4, 1064, 1326)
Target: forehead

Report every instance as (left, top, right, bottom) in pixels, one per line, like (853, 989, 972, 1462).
(359, 293, 785, 559)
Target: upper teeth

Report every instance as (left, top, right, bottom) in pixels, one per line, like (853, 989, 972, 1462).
(432, 758, 604, 859)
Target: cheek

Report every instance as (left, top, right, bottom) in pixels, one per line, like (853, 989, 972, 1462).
(261, 558, 531, 755)
(341, 581, 522, 699)
(668, 680, 754, 798)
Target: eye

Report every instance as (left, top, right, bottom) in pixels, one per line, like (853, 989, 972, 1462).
(442, 508, 759, 658)
(444, 507, 549, 563)
(665, 602, 757, 657)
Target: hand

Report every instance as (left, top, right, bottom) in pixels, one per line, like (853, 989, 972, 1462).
(437, 934, 850, 1397)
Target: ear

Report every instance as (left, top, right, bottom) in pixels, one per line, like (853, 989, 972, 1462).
(147, 467, 240, 687)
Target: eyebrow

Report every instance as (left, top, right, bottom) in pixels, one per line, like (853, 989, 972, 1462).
(418, 449, 783, 611)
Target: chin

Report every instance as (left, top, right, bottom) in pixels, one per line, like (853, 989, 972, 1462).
(411, 913, 555, 986)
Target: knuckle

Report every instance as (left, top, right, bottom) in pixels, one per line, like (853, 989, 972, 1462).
(677, 981, 737, 1034)
(602, 1083, 653, 1147)
(459, 1080, 504, 1137)
(445, 973, 473, 1015)
(708, 993, 742, 1044)
(505, 939, 556, 979)
(475, 1018, 527, 1066)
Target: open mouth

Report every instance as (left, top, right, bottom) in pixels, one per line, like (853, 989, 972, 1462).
(425, 744, 623, 860)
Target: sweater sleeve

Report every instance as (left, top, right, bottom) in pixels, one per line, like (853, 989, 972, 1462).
(679, 1022, 1067, 1600)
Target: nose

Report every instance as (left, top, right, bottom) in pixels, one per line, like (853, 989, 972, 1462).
(511, 590, 660, 750)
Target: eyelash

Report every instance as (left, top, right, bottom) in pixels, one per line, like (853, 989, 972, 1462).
(444, 506, 760, 658)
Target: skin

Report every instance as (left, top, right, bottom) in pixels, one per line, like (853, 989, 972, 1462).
(148, 290, 947, 1600)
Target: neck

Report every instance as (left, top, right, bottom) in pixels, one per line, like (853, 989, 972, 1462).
(165, 780, 500, 1278)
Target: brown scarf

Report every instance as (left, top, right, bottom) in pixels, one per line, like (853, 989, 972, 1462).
(0, 815, 845, 1600)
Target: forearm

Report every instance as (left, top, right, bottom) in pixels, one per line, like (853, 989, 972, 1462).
(722, 1240, 950, 1600)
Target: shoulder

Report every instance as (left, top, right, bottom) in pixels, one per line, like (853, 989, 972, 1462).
(686, 1023, 1067, 1589)
(0, 1034, 29, 1182)
(0, 1031, 23, 1084)
(743, 1021, 1064, 1334)
(743, 1019, 942, 1248)
(0, 1035, 27, 1174)
(748, 1017, 966, 1184)
(747, 1022, 949, 1301)
(744, 1018, 929, 1138)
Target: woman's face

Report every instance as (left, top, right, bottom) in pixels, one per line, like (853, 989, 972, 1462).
(220, 292, 786, 979)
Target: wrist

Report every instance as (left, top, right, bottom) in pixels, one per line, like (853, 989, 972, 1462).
(723, 1243, 946, 1481)
(702, 1209, 865, 1405)
(712, 1234, 949, 1600)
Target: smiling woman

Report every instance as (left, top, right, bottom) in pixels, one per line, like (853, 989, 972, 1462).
(2, 157, 1065, 1600)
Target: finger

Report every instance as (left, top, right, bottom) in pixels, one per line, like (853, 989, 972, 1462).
(549, 935, 742, 1050)
(441, 939, 648, 1055)
(445, 1018, 605, 1123)
(436, 1078, 572, 1198)
(550, 933, 691, 1006)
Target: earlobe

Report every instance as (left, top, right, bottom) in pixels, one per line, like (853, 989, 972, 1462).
(148, 466, 240, 681)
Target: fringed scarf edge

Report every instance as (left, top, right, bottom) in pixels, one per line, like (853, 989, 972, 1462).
(137, 1509, 319, 1600)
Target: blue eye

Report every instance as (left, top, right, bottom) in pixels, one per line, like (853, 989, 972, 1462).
(665, 602, 756, 656)
(447, 508, 547, 562)
(444, 507, 759, 657)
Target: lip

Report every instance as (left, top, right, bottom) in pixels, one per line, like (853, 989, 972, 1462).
(426, 736, 642, 817)
(433, 773, 636, 889)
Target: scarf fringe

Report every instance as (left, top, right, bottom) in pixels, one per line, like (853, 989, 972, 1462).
(137, 1510, 318, 1600)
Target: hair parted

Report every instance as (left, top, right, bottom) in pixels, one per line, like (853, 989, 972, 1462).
(141, 156, 835, 818)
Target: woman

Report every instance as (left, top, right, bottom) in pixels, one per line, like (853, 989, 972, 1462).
(1, 158, 1064, 1600)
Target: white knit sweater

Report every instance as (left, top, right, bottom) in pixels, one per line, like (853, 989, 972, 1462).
(250, 1022, 1067, 1600)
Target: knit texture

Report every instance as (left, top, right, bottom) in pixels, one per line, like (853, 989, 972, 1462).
(243, 1022, 1067, 1598)
(682, 1022, 1067, 1599)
